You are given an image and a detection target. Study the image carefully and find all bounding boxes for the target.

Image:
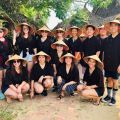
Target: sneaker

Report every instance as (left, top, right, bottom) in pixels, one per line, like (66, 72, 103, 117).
(70, 93, 75, 97)
(0, 91, 5, 100)
(102, 95, 111, 103)
(109, 98, 116, 106)
(41, 90, 48, 96)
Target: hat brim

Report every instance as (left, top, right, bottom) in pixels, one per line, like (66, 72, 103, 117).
(60, 54, 76, 62)
(83, 56, 103, 70)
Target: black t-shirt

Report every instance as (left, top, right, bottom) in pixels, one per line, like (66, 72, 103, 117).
(35, 36, 54, 55)
(83, 67, 104, 89)
(83, 36, 100, 57)
(57, 63, 79, 84)
(30, 62, 54, 82)
(65, 37, 82, 55)
(102, 34, 120, 71)
(3, 67, 28, 86)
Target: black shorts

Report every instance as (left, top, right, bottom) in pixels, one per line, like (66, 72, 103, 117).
(95, 88, 104, 97)
(105, 70, 120, 80)
(1, 85, 9, 94)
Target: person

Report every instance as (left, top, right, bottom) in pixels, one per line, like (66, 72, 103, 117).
(57, 53, 79, 99)
(77, 55, 104, 105)
(30, 51, 54, 98)
(102, 20, 120, 106)
(53, 28, 66, 42)
(13, 22, 36, 76)
(0, 20, 13, 100)
(97, 25, 109, 61)
(51, 40, 69, 91)
(81, 24, 100, 67)
(2, 54, 29, 103)
(35, 26, 54, 55)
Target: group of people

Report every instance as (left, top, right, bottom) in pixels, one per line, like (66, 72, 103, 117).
(0, 19, 120, 106)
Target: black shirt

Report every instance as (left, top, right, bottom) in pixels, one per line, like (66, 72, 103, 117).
(35, 36, 54, 55)
(83, 67, 104, 89)
(3, 67, 28, 86)
(30, 62, 54, 82)
(57, 63, 79, 84)
(15, 35, 35, 57)
(65, 37, 82, 55)
(83, 36, 100, 57)
(102, 34, 120, 71)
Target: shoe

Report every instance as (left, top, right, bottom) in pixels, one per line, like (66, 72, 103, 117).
(0, 91, 5, 100)
(70, 93, 75, 97)
(102, 95, 111, 103)
(57, 95, 64, 100)
(109, 98, 116, 106)
(41, 90, 48, 96)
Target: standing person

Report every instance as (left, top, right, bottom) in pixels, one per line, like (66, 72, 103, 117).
(57, 53, 79, 99)
(102, 20, 120, 106)
(81, 25, 100, 67)
(97, 25, 109, 61)
(77, 55, 104, 105)
(2, 54, 29, 103)
(13, 22, 36, 76)
(0, 20, 13, 100)
(35, 26, 54, 55)
(51, 40, 69, 91)
(30, 51, 54, 98)
(53, 28, 66, 42)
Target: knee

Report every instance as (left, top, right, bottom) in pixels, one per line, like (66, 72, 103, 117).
(22, 83, 30, 93)
(81, 90, 88, 96)
(44, 79, 52, 89)
(35, 85, 44, 94)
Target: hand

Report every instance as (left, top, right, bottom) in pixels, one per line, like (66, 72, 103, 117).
(38, 76, 44, 83)
(30, 91, 34, 99)
(57, 76, 62, 84)
(117, 65, 120, 74)
(62, 84, 67, 91)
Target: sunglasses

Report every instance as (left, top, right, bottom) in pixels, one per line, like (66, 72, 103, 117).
(13, 60, 20, 63)
(41, 30, 48, 33)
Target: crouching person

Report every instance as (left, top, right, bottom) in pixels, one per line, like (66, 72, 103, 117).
(1, 54, 29, 103)
(77, 55, 104, 105)
(57, 53, 79, 99)
(30, 51, 54, 98)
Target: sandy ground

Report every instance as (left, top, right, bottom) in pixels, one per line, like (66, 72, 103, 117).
(0, 90, 120, 120)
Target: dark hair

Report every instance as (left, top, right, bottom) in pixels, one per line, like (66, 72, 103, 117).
(86, 25, 96, 31)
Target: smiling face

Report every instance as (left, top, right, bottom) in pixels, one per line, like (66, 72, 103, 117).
(41, 30, 49, 37)
(13, 59, 21, 68)
(88, 58, 96, 69)
(86, 27, 95, 37)
(71, 28, 78, 37)
(99, 28, 108, 36)
(22, 25, 30, 34)
(38, 55, 46, 64)
(0, 29, 4, 38)
(56, 30, 64, 37)
(56, 44, 64, 51)
(65, 57, 73, 65)
(110, 23, 119, 34)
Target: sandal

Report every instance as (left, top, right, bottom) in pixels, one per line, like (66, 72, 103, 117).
(57, 95, 64, 100)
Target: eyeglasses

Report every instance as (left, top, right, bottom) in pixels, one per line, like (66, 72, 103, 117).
(41, 30, 48, 33)
(13, 60, 20, 63)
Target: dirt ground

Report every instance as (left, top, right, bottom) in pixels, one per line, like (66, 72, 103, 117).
(0, 90, 120, 120)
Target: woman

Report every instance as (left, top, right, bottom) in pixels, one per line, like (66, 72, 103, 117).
(102, 20, 120, 106)
(51, 40, 69, 91)
(81, 25, 100, 67)
(97, 25, 109, 61)
(0, 21, 13, 100)
(77, 55, 104, 105)
(30, 51, 54, 98)
(57, 53, 79, 99)
(14, 23, 36, 76)
(53, 28, 66, 42)
(2, 54, 29, 103)
(35, 26, 54, 55)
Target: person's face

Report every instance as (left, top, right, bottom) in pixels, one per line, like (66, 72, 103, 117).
(65, 57, 73, 65)
(38, 55, 46, 63)
(86, 27, 95, 37)
(99, 28, 107, 36)
(41, 30, 48, 37)
(71, 29, 78, 37)
(88, 58, 96, 69)
(110, 23, 119, 34)
(56, 31, 64, 37)
(13, 59, 21, 68)
(0, 29, 4, 38)
(23, 25, 29, 34)
(56, 44, 64, 51)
